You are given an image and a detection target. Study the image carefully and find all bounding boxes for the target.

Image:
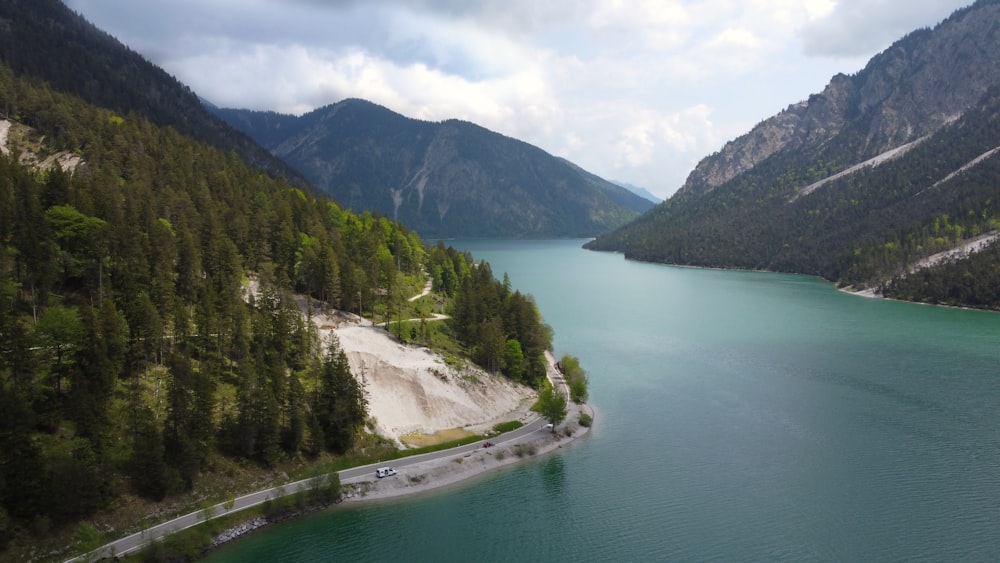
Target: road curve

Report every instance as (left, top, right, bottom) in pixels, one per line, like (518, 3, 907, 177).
(70, 408, 547, 562)
(70, 350, 568, 562)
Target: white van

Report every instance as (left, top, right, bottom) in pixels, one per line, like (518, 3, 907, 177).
(375, 466, 397, 478)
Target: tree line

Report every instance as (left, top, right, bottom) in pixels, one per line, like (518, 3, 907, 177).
(434, 247, 553, 384)
(0, 65, 555, 550)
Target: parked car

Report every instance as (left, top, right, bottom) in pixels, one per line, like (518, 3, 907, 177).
(375, 466, 397, 478)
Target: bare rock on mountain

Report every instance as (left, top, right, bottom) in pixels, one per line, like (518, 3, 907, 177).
(679, 1, 1000, 196)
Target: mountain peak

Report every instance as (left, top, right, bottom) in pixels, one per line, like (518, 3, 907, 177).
(587, 0, 1000, 310)
(678, 0, 1000, 197)
(215, 100, 654, 237)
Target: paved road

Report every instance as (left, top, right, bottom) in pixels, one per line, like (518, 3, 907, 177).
(70, 413, 547, 562)
(71, 349, 567, 562)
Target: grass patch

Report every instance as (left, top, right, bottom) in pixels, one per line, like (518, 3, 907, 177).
(400, 427, 473, 447)
(385, 434, 486, 460)
(492, 421, 523, 433)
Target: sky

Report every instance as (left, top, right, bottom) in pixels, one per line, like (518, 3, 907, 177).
(65, 0, 973, 199)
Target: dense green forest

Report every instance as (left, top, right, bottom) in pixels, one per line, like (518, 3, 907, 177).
(0, 65, 552, 555)
(587, 85, 1000, 308)
(0, 0, 308, 187)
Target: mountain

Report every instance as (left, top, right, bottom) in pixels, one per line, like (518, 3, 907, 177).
(0, 9, 561, 558)
(612, 180, 661, 204)
(587, 0, 1000, 309)
(213, 100, 654, 238)
(0, 0, 309, 187)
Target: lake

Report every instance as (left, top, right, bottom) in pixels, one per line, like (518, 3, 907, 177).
(206, 239, 1000, 562)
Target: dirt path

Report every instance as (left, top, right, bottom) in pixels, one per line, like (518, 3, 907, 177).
(408, 278, 433, 302)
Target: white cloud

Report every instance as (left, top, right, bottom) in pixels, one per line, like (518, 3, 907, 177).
(587, 0, 691, 50)
(801, 0, 969, 57)
(65, 0, 975, 199)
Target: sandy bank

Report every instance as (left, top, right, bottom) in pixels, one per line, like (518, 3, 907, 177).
(262, 282, 539, 446)
(333, 321, 536, 442)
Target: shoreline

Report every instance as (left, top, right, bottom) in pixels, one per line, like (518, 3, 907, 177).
(836, 284, 1000, 314)
(207, 402, 594, 552)
(341, 403, 594, 505)
(597, 245, 1000, 315)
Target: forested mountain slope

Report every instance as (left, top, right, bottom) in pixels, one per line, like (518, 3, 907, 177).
(0, 0, 309, 187)
(587, 0, 1000, 309)
(0, 65, 555, 558)
(214, 100, 654, 238)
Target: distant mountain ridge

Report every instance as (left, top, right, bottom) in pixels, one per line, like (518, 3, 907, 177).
(213, 100, 654, 238)
(587, 0, 1000, 310)
(612, 180, 661, 204)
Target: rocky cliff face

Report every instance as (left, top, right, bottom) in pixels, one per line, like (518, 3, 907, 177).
(679, 0, 1000, 196)
(585, 0, 1000, 309)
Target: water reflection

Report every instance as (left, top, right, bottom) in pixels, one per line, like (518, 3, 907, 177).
(542, 455, 566, 499)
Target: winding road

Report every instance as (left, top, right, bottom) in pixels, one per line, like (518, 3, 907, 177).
(68, 278, 571, 562)
(69, 415, 550, 561)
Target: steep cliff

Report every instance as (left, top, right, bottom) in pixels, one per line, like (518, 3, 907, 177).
(587, 0, 1000, 309)
(679, 0, 1000, 197)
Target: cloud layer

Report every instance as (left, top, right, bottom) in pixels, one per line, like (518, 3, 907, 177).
(66, 0, 972, 198)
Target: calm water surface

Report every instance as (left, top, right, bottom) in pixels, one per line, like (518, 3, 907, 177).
(207, 239, 1000, 562)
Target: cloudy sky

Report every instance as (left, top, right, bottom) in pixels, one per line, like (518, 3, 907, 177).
(65, 0, 972, 199)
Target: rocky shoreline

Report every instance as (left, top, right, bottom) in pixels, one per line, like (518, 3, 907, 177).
(207, 496, 345, 552)
(209, 517, 267, 549)
(206, 402, 594, 554)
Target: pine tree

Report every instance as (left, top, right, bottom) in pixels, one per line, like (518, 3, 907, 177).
(313, 337, 366, 454)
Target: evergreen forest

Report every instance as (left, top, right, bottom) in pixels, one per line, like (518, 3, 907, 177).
(587, 86, 1000, 308)
(0, 65, 552, 555)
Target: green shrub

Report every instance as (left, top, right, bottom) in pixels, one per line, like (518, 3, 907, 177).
(141, 526, 211, 563)
(492, 421, 523, 433)
(579, 413, 593, 427)
(75, 521, 101, 553)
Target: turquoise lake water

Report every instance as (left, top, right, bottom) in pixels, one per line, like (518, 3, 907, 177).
(206, 239, 1000, 562)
